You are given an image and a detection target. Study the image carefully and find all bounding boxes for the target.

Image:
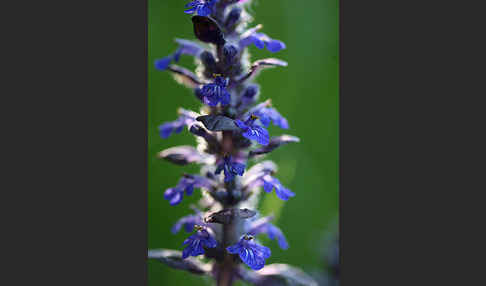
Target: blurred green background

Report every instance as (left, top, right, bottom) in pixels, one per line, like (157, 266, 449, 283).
(148, 0, 338, 285)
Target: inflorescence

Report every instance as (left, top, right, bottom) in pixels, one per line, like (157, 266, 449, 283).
(149, 1, 314, 285)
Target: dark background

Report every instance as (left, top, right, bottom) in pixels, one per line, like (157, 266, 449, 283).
(148, 0, 338, 285)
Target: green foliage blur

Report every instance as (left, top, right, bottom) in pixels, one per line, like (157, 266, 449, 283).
(148, 0, 338, 285)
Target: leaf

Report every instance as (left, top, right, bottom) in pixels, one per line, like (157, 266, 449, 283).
(253, 58, 288, 68)
(192, 16, 226, 45)
(167, 65, 202, 88)
(196, 115, 239, 131)
(157, 146, 213, 165)
(249, 135, 300, 157)
(235, 58, 288, 85)
(148, 249, 211, 275)
(205, 208, 257, 224)
(257, 264, 319, 286)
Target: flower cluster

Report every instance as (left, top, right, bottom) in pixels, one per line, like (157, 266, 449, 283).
(148, 1, 314, 285)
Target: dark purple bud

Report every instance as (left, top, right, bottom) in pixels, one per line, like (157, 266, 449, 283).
(222, 44, 239, 65)
(211, 189, 228, 202)
(192, 16, 226, 45)
(199, 51, 218, 76)
(224, 7, 242, 30)
(243, 84, 259, 99)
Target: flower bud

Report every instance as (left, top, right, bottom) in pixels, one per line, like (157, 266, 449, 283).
(199, 51, 218, 78)
(222, 44, 239, 66)
(224, 7, 242, 31)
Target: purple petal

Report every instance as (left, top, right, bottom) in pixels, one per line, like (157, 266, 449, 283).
(275, 186, 295, 201)
(154, 56, 172, 71)
(234, 119, 248, 129)
(232, 162, 246, 176)
(266, 39, 286, 53)
(263, 181, 273, 193)
(169, 192, 183, 205)
(164, 188, 177, 200)
(197, 5, 211, 16)
(159, 123, 174, 139)
(252, 36, 265, 49)
(227, 244, 241, 254)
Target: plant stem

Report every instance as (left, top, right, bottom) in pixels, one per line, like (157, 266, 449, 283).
(218, 131, 236, 286)
(217, 221, 235, 286)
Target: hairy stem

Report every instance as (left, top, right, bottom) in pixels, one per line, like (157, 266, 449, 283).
(217, 131, 236, 286)
(217, 222, 236, 286)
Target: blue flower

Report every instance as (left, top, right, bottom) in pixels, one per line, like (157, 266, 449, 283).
(248, 220, 289, 250)
(158, 112, 195, 139)
(171, 213, 203, 234)
(215, 155, 245, 182)
(227, 235, 271, 270)
(164, 175, 212, 206)
(262, 175, 295, 200)
(234, 115, 270, 145)
(201, 76, 231, 106)
(182, 226, 218, 259)
(252, 106, 289, 129)
(239, 32, 286, 53)
(155, 39, 203, 71)
(184, 0, 217, 17)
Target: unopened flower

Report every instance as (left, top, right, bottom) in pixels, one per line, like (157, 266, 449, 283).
(227, 234, 271, 270)
(222, 44, 239, 65)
